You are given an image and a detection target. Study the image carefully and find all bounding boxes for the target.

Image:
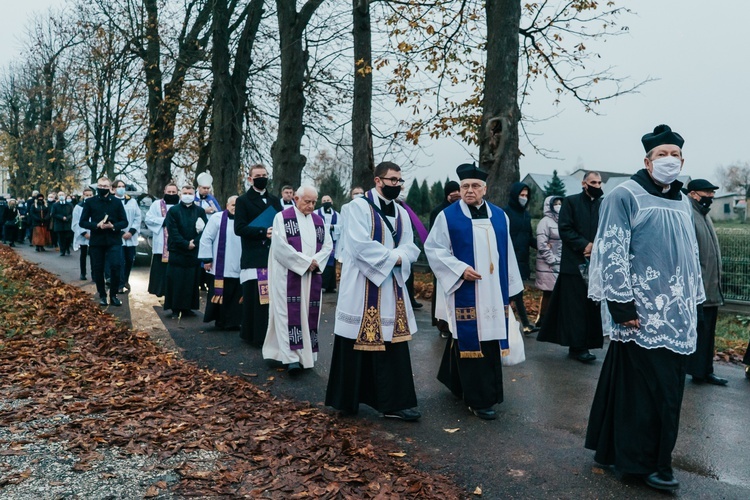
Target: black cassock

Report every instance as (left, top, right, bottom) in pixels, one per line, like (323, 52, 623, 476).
(163, 202, 207, 312)
(538, 190, 603, 351)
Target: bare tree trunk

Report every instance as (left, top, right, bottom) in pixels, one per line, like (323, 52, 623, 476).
(350, 0, 374, 191)
(479, 0, 521, 206)
(271, 0, 325, 192)
(208, 0, 264, 204)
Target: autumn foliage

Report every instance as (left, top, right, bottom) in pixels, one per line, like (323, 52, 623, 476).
(0, 246, 463, 498)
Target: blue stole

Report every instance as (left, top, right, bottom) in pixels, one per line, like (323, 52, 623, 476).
(444, 201, 510, 357)
(315, 208, 338, 266)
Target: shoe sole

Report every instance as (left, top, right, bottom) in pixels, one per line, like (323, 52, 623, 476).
(383, 413, 420, 422)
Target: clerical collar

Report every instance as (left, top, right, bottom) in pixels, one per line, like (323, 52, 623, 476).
(468, 200, 488, 219)
(253, 187, 267, 196)
(283, 200, 293, 205)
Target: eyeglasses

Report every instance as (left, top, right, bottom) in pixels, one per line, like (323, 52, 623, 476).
(380, 176, 405, 186)
(460, 183, 485, 190)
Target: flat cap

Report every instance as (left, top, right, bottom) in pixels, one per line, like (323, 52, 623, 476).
(686, 179, 719, 192)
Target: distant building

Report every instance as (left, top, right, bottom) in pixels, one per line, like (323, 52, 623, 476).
(710, 191, 746, 222)
(521, 169, 691, 218)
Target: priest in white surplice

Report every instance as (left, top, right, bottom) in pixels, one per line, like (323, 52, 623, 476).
(425, 163, 523, 420)
(263, 186, 332, 373)
(325, 162, 422, 421)
(198, 196, 243, 330)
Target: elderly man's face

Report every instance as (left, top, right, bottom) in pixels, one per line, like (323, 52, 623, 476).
(226, 197, 237, 215)
(295, 191, 318, 215)
(460, 179, 486, 206)
(645, 144, 683, 171)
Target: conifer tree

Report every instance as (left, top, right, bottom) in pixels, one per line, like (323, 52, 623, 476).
(420, 180, 431, 215)
(406, 180, 423, 210)
(544, 170, 567, 197)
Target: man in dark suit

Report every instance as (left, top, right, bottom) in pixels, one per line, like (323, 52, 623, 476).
(234, 164, 283, 346)
(79, 177, 128, 307)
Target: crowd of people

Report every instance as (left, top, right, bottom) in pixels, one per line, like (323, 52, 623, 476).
(3, 124, 750, 493)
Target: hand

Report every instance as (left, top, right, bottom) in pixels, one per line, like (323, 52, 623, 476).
(620, 318, 640, 328)
(122, 232, 133, 240)
(206, 206, 216, 214)
(204, 262, 212, 272)
(63, 216, 67, 221)
(583, 242, 593, 257)
(84, 232, 90, 240)
(188, 240, 195, 250)
(309, 259, 318, 272)
(462, 266, 482, 281)
(266, 227, 273, 239)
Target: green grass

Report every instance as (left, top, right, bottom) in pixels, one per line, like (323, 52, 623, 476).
(715, 313, 749, 357)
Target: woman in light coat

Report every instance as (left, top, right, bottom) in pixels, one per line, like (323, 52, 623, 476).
(534, 195, 563, 326)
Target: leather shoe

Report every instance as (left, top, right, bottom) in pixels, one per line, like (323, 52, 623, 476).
(469, 407, 497, 420)
(383, 409, 421, 421)
(693, 373, 728, 386)
(80, 274, 87, 281)
(411, 301, 423, 309)
(570, 351, 596, 363)
(644, 472, 679, 491)
(745, 365, 750, 380)
(287, 362, 302, 374)
(98, 297, 108, 307)
(109, 297, 122, 307)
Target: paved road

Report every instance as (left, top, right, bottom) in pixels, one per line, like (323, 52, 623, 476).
(13, 243, 750, 499)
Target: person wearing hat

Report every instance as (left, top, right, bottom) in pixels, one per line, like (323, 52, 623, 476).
(195, 171, 222, 215)
(537, 171, 604, 363)
(425, 163, 523, 420)
(585, 125, 705, 492)
(428, 179, 461, 338)
(684, 179, 727, 386)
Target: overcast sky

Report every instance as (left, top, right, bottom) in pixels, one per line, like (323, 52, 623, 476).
(2, 0, 747, 188)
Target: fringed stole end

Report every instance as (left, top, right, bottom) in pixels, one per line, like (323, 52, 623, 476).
(391, 334, 413, 343)
(459, 351, 484, 359)
(353, 343, 387, 352)
(501, 349, 510, 357)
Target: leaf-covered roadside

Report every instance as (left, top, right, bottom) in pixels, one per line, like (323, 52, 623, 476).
(0, 247, 464, 498)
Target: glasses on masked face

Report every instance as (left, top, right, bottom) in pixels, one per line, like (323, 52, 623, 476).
(380, 177, 405, 186)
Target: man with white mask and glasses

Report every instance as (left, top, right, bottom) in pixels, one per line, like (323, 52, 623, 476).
(585, 124, 704, 492)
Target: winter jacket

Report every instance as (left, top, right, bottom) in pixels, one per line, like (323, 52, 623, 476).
(504, 181, 536, 280)
(535, 196, 563, 291)
(690, 197, 724, 307)
(50, 201, 74, 232)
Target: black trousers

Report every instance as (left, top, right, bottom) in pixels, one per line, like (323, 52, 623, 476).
(686, 305, 719, 379)
(322, 264, 337, 292)
(240, 279, 270, 347)
(3, 224, 18, 243)
(79, 245, 90, 277)
(510, 290, 531, 326)
(56, 230, 73, 254)
(90, 244, 121, 299)
(121, 246, 136, 286)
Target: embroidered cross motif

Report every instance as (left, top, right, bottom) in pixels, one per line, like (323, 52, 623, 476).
(284, 219, 299, 236)
(455, 307, 477, 321)
(289, 326, 302, 345)
(316, 226, 325, 242)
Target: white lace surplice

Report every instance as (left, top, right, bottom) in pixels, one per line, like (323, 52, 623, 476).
(587, 180, 705, 354)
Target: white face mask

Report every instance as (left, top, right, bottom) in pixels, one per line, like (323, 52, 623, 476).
(553, 205, 561, 213)
(650, 156, 682, 185)
(181, 194, 195, 205)
(518, 197, 528, 207)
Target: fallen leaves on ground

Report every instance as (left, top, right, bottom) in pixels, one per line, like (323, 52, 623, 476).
(0, 247, 464, 498)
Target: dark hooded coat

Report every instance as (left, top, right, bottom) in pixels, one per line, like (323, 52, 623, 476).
(504, 182, 536, 280)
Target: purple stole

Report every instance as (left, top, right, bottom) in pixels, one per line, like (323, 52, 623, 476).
(210, 211, 229, 304)
(354, 192, 412, 351)
(160, 200, 170, 263)
(282, 208, 325, 352)
(397, 200, 428, 244)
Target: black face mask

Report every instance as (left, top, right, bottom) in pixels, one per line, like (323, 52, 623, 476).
(163, 194, 179, 205)
(698, 196, 713, 209)
(322, 202, 333, 210)
(584, 185, 603, 199)
(252, 177, 268, 191)
(97, 188, 110, 198)
(381, 185, 401, 201)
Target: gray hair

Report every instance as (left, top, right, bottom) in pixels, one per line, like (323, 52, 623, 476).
(295, 185, 318, 197)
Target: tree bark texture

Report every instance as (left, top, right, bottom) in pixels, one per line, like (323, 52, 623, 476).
(271, 0, 325, 192)
(143, 0, 211, 196)
(208, 0, 264, 205)
(350, 0, 374, 191)
(479, 0, 521, 206)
